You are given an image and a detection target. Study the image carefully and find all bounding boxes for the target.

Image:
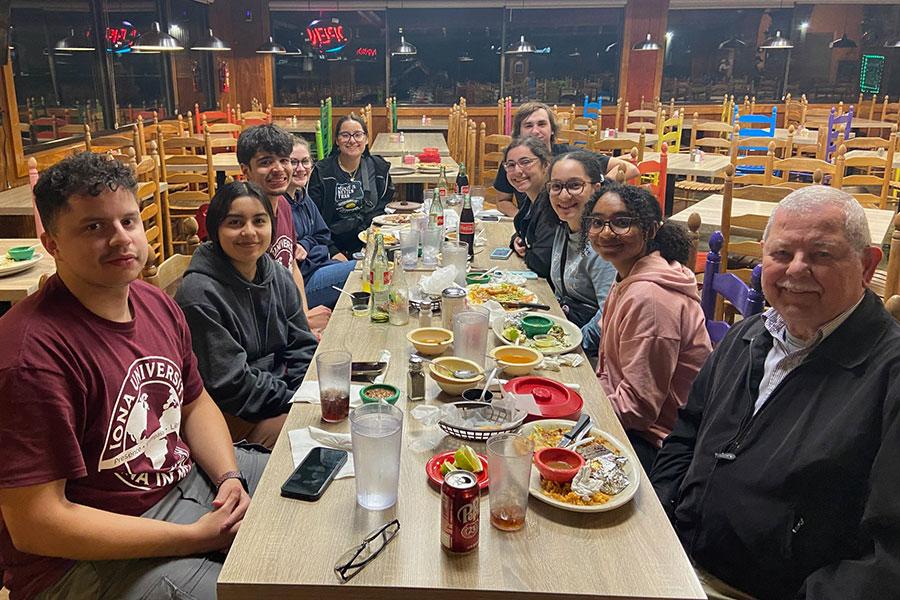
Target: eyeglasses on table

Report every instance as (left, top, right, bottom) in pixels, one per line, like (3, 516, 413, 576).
(333, 519, 400, 583)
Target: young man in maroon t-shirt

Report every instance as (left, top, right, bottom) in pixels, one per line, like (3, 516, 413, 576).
(0, 153, 268, 600)
(237, 124, 331, 336)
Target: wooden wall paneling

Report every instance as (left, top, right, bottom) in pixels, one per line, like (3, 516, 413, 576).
(619, 0, 669, 109)
(2, 62, 25, 182)
(208, 0, 274, 113)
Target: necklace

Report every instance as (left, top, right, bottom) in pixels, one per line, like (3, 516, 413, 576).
(339, 158, 361, 181)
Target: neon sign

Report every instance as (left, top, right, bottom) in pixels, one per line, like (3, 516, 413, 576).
(106, 21, 138, 53)
(306, 19, 350, 54)
(356, 47, 377, 58)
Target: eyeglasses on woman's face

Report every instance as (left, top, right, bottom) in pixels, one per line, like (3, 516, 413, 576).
(548, 179, 594, 196)
(583, 215, 639, 235)
(291, 157, 314, 169)
(338, 131, 367, 142)
(503, 156, 539, 172)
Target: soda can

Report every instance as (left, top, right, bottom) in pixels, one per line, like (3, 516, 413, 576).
(441, 470, 480, 553)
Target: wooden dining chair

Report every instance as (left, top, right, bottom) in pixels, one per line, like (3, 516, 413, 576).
(701, 243, 765, 344)
(869, 213, 900, 304)
(623, 103, 661, 134)
(730, 183, 792, 203)
(769, 148, 844, 188)
(630, 141, 668, 212)
(840, 135, 896, 209)
(656, 111, 684, 153)
(143, 250, 196, 297)
(477, 124, 510, 188)
(592, 137, 638, 156)
(193, 103, 229, 134)
(733, 140, 776, 186)
(556, 129, 593, 148)
(158, 134, 215, 257)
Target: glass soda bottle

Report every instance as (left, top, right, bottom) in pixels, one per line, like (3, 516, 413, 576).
(428, 187, 444, 229)
(458, 192, 475, 261)
(437, 166, 450, 201)
(455, 162, 469, 195)
(388, 250, 409, 326)
(369, 233, 390, 323)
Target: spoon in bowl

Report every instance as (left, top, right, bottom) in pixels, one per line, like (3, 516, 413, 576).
(414, 355, 481, 379)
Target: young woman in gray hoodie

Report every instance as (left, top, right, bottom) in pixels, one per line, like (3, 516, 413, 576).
(176, 181, 318, 448)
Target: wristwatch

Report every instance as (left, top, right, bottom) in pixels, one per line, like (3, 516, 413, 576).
(215, 470, 249, 493)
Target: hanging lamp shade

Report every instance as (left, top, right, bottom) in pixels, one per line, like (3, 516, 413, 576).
(190, 28, 230, 51)
(391, 28, 417, 56)
(133, 21, 183, 51)
(568, 47, 581, 57)
(884, 36, 900, 48)
(55, 28, 94, 52)
(256, 36, 286, 54)
(718, 36, 746, 50)
(760, 30, 793, 49)
(505, 35, 535, 54)
(632, 33, 661, 51)
(457, 51, 474, 62)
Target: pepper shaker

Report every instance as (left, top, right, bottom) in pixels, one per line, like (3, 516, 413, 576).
(407, 356, 426, 402)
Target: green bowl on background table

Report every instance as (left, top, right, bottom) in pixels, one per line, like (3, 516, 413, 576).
(7, 246, 35, 261)
(466, 273, 492, 285)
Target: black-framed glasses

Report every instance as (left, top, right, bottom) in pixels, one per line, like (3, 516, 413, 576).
(291, 158, 314, 169)
(548, 179, 594, 196)
(333, 519, 400, 583)
(502, 157, 538, 172)
(583, 215, 638, 235)
(337, 131, 367, 142)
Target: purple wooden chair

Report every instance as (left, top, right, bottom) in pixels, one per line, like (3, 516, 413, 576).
(825, 105, 853, 162)
(701, 231, 765, 344)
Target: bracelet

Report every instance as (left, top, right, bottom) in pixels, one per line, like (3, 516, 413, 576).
(215, 470, 247, 492)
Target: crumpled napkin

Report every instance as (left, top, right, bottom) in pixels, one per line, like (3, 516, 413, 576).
(287, 426, 355, 478)
(290, 380, 364, 406)
(539, 353, 585, 371)
(418, 265, 460, 296)
(479, 300, 508, 328)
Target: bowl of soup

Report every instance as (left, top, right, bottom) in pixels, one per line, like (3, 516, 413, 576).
(489, 345, 542, 376)
(533, 447, 585, 483)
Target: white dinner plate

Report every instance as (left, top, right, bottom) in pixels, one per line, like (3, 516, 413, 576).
(0, 253, 44, 278)
(491, 312, 583, 356)
(520, 419, 640, 513)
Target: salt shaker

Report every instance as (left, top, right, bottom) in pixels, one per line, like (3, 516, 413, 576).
(407, 356, 426, 402)
(418, 303, 433, 327)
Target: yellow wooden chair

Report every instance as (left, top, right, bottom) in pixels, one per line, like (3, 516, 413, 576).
(656, 111, 684, 153)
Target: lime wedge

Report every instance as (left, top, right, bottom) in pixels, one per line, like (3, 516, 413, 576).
(454, 445, 483, 473)
(440, 459, 456, 476)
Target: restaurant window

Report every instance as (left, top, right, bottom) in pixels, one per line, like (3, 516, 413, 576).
(786, 4, 900, 103)
(106, 1, 168, 125)
(662, 8, 795, 105)
(388, 9, 503, 106)
(10, 0, 103, 148)
(271, 10, 386, 107)
(504, 8, 622, 106)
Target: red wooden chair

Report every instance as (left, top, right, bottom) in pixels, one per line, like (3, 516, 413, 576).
(631, 141, 668, 213)
(193, 103, 230, 134)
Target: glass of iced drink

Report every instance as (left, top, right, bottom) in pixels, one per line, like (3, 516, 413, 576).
(317, 350, 352, 423)
(350, 403, 403, 510)
(486, 433, 534, 531)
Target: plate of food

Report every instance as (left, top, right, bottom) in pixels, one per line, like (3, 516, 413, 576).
(389, 166, 417, 176)
(358, 228, 400, 247)
(372, 213, 415, 227)
(467, 282, 536, 309)
(0, 253, 44, 278)
(418, 164, 452, 174)
(492, 312, 582, 356)
(521, 419, 639, 513)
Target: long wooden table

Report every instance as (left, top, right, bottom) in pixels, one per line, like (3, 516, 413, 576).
(642, 152, 731, 177)
(217, 222, 704, 600)
(397, 118, 449, 132)
(371, 132, 451, 157)
(0, 239, 55, 303)
(669, 193, 896, 244)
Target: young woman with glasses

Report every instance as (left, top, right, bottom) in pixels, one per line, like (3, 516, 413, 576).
(504, 136, 556, 279)
(308, 114, 395, 256)
(583, 183, 711, 471)
(285, 137, 357, 310)
(547, 151, 617, 355)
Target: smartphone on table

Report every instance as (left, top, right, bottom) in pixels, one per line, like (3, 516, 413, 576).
(281, 447, 348, 502)
(490, 247, 513, 260)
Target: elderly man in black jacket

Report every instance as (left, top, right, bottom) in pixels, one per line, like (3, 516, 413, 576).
(651, 185, 900, 600)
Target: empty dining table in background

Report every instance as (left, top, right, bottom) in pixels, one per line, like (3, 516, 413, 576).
(370, 133, 451, 157)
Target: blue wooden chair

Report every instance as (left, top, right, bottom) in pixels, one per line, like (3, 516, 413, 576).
(733, 106, 777, 178)
(825, 105, 853, 162)
(583, 96, 602, 119)
(701, 231, 765, 345)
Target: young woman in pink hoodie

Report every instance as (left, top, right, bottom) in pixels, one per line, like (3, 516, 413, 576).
(584, 183, 712, 471)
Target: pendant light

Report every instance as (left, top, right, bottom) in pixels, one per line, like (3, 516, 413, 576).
(829, 34, 857, 49)
(568, 47, 582, 57)
(633, 33, 661, 51)
(55, 28, 94, 52)
(391, 28, 417, 57)
(885, 36, 900, 48)
(190, 28, 230, 52)
(505, 34, 535, 54)
(256, 36, 286, 54)
(718, 36, 746, 50)
(760, 30, 793, 49)
(133, 21, 183, 52)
